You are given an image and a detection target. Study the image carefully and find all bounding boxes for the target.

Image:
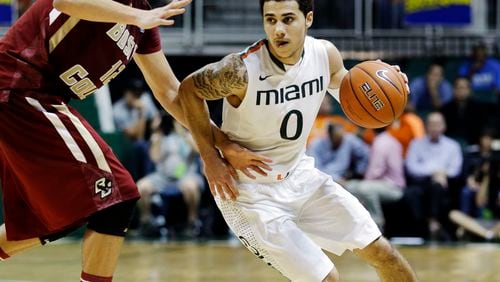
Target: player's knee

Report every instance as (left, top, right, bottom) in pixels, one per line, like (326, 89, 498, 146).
(87, 199, 138, 237)
(39, 226, 81, 245)
(322, 268, 340, 282)
(360, 236, 400, 267)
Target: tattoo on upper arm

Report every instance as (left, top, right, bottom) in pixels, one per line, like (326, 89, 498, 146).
(192, 53, 248, 100)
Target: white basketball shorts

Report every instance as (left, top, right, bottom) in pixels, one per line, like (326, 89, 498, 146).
(215, 155, 381, 282)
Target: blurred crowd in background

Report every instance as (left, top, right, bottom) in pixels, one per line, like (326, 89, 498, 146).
(83, 39, 500, 244)
(2, 0, 500, 243)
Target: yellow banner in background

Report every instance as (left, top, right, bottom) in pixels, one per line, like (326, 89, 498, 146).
(406, 0, 471, 13)
(0, 0, 11, 4)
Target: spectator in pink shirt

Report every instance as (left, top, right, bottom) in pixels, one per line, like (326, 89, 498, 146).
(347, 127, 406, 229)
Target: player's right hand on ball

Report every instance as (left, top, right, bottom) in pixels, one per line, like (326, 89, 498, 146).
(219, 140, 273, 179)
(136, 0, 192, 29)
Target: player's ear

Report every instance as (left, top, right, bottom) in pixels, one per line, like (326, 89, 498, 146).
(305, 11, 313, 28)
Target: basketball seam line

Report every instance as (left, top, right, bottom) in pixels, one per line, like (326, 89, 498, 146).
(371, 61, 404, 93)
(371, 61, 408, 110)
(355, 65, 396, 120)
(346, 71, 386, 125)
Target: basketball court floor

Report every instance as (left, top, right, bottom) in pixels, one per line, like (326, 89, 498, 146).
(0, 239, 499, 281)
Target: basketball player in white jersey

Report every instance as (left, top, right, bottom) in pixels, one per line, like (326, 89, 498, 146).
(179, 0, 418, 281)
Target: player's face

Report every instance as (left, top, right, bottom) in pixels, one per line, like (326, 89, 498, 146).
(263, 1, 313, 65)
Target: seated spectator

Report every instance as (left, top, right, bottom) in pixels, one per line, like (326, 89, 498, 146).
(308, 122, 370, 184)
(346, 127, 406, 230)
(405, 112, 463, 240)
(440, 77, 491, 145)
(458, 42, 500, 103)
(450, 152, 500, 240)
(137, 114, 203, 238)
(388, 103, 425, 157)
(459, 129, 500, 217)
(409, 63, 453, 113)
(113, 79, 159, 179)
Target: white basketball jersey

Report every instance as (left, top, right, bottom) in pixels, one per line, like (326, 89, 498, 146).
(221, 36, 331, 183)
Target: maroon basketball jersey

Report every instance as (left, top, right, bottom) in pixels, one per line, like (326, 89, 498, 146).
(0, 0, 161, 101)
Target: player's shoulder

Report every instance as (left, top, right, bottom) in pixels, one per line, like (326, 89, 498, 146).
(315, 38, 334, 48)
(223, 52, 245, 63)
(218, 53, 247, 76)
(239, 39, 267, 61)
(312, 38, 344, 75)
(199, 52, 246, 75)
(189, 52, 248, 100)
(315, 39, 340, 58)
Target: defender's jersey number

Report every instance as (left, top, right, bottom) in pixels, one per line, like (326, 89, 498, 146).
(59, 23, 137, 100)
(280, 109, 303, 140)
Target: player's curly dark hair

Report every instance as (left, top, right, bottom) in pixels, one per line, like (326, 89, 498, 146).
(259, 0, 313, 17)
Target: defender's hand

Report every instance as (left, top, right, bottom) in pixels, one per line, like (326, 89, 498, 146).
(136, 0, 192, 29)
(220, 140, 273, 179)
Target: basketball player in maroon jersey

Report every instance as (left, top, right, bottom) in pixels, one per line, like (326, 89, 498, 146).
(0, 0, 197, 281)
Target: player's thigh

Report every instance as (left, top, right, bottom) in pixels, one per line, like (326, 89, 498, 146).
(215, 197, 333, 282)
(298, 178, 381, 255)
(0, 94, 138, 240)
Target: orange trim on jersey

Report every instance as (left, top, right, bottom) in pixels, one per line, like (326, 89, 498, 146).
(241, 40, 266, 59)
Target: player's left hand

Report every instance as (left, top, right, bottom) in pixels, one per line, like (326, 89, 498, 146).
(377, 60, 410, 95)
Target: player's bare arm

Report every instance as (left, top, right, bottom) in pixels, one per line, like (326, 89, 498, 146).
(136, 51, 270, 181)
(190, 53, 247, 102)
(134, 51, 185, 123)
(179, 54, 272, 200)
(191, 54, 273, 178)
(178, 53, 247, 200)
(53, 0, 191, 29)
(134, 51, 223, 143)
(320, 39, 348, 91)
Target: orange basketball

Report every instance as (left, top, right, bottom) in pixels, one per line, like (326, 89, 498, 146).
(339, 60, 408, 128)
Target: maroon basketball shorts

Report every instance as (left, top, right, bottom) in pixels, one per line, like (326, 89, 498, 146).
(0, 92, 139, 240)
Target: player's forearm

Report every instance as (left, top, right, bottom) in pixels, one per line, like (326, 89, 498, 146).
(211, 123, 232, 150)
(155, 88, 228, 149)
(53, 0, 143, 25)
(178, 80, 219, 160)
(155, 89, 188, 128)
